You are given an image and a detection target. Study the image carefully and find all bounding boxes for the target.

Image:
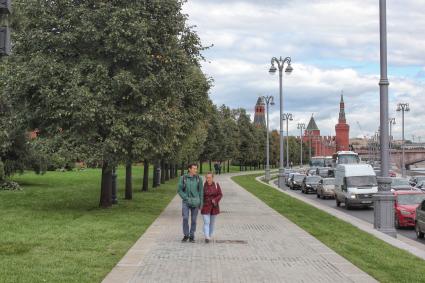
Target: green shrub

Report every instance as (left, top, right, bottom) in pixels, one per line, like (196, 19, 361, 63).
(0, 180, 21, 190)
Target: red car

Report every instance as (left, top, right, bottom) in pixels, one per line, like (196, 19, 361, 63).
(394, 191, 425, 228)
(389, 170, 396, 177)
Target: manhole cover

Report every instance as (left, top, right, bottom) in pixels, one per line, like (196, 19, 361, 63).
(215, 240, 248, 244)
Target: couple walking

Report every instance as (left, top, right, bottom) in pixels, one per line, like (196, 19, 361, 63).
(177, 163, 223, 243)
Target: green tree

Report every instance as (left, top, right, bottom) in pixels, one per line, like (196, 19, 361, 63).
(3, 0, 209, 207)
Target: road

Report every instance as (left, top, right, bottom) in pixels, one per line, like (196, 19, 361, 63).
(274, 180, 422, 243)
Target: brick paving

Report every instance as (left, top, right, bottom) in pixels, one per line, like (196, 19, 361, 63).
(103, 174, 377, 283)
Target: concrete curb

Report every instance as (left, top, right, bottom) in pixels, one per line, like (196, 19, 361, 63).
(254, 175, 425, 261)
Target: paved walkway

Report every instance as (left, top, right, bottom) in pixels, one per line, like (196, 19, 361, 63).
(103, 173, 377, 283)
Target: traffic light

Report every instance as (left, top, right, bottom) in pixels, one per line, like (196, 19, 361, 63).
(0, 0, 11, 14)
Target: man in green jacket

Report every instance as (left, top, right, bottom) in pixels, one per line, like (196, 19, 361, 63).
(178, 163, 203, 243)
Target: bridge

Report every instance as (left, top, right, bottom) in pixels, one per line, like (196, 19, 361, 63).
(356, 148, 425, 170)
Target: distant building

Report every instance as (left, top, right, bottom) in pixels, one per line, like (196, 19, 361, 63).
(335, 94, 350, 151)
(302, 94, 350, 157)
(254, 97, 266, 127)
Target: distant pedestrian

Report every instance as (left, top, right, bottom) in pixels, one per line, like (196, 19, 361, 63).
(178, 163, 204, 243)
(218, 161, 222, 175)
(201, 172, 223, 243)
(290, 161, 293, 169)
(214, 162, 220, 175)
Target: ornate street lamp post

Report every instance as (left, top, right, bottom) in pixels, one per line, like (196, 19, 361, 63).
(297, 123, 306, 167)
(269, 56, 293, 188)
(374, 0, 396, 238)
(282, 113, 293, 168)
(397, 103, 410, 177)
(262, 95, 275, 182)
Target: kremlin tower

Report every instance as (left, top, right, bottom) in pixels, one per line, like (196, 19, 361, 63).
(301, 92, 350, 157)
(335, 94, 350, 151)
(254, 97, 266, 127)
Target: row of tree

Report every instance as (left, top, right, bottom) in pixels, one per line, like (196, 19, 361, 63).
(0, 0, 314, 207)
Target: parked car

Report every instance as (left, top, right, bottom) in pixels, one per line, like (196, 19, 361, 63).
(306, 168, 317, 176)
(334, 164, 378, 209)
(317, 178, 336, 199)
(394, 191, 425, 228)
(289, 174, 306, 190)
(316, 167, 332, 178)
(301, 175, 322, 194)
(389, 170, 397, 177)
(415, 181, 425, 192)
(284, 169, 296, 184)
(391, 177, 415, 191)
(415, 200, 425, 238)
(286, 172, 297, 186)
(409, 176, 425, 187)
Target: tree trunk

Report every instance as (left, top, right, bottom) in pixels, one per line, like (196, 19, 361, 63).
(174, 163, 178, 177)
(200, 160, 203, 174)
(165, 162, 170, 181)
(152, 161, 157, 188)
(181, 161, 185, 176)
(160, 159, 165, 184)
(125, 160, 132, 200)
(142, 159, 149, 192)
(169, 163, 173, 179)
(170, 163, 173, 179)
(228, 160, 230, 173)
(209, 160, 212, 171)
(99, 161, 112, 208)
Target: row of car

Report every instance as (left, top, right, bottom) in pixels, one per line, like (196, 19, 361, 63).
(283, 165, 425, 237)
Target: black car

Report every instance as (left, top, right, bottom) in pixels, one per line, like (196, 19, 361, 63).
(415, 200, 425, 239)
(415, 181, 425, 192)
(301, 175, 322, 194)
(289, 174, 306, 190)
(410, 176, 425, 187)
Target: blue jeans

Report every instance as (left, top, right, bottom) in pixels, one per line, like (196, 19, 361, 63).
(182, 201, 198, 237)
(202, 214, 216, 239)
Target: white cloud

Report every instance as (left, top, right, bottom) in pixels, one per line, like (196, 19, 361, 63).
(183, 0, 425, 141)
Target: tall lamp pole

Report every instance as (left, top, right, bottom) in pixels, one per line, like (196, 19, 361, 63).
(297, 123, 306, 167)
(269, 56, 293, 189)
(262, 95, 275, 182)
(374, 0, 396, 238)
(397, 103, 410, 177)
(282, 113, 293, 168)
(389, 118, 395, 167)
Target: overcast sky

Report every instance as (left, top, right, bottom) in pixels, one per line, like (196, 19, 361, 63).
(182, 0, 425, 141)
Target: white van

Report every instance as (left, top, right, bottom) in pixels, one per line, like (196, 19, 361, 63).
(334, 164, 378, 209)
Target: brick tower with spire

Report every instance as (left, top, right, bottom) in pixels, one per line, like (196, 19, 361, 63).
(335, 93, 350, 151)
(254, 97, 266, 127)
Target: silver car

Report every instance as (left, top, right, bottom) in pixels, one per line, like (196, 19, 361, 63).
(391, 177, 415, 191)
(317, 178, 336, 199)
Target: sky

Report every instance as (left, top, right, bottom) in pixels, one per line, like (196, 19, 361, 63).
(182, 0, 425, 141)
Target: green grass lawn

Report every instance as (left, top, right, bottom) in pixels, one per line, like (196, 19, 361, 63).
(0, 166, 177, 283)
(232, 173, 425, 283)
